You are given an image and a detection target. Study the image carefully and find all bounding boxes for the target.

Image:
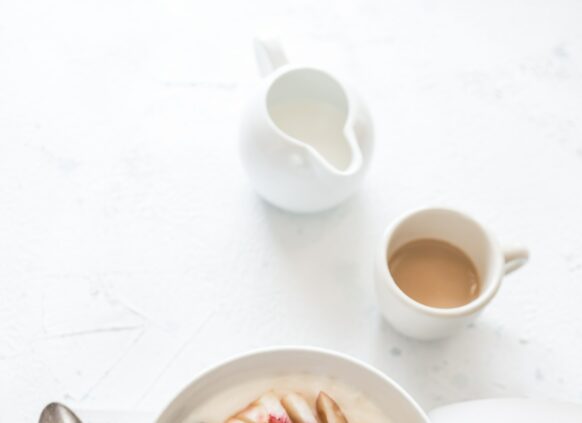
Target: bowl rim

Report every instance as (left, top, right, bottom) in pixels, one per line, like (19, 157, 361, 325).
(154, 345, 429, 423)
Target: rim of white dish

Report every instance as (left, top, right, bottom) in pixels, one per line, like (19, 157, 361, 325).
(154, 345, 429, 423)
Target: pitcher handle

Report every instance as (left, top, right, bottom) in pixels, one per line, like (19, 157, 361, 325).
(502, 245, 529, 275)
(254, 37, 288, 77)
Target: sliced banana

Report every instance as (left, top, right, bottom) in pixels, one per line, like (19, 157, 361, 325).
(236, 404, 268, 423)
(281, 392, 319, 423)
(315, 392, 349, 423)
(234, 393, 291, 423)
(230, 390, 348, 423)
(259, 392, 291, 420)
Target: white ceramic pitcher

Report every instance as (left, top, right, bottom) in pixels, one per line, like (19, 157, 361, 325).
(239, 38, 374, 213)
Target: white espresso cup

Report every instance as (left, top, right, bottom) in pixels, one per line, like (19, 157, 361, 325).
(374, 207, 529, 340)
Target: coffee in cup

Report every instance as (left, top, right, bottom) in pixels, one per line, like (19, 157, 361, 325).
(375, 207, 529, 340)
(388, 238, 480, 308)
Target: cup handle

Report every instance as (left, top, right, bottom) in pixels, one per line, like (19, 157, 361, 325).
(253, 37, 288, 77)
(502, 245, 529, 275)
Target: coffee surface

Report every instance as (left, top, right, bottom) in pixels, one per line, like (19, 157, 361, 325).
(389, 239, 480, 308)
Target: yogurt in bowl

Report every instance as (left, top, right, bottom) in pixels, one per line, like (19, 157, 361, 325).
(155, 347, 428, 423)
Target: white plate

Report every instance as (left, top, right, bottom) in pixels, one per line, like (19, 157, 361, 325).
(155, 346, 429, 423)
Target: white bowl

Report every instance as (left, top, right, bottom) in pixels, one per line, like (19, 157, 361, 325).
(155, 346, 429, 423)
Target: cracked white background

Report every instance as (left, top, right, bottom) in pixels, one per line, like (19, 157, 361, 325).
(1, 0, 582, 421)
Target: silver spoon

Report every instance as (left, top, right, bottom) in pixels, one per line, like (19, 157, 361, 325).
(39, 403, 83, 423)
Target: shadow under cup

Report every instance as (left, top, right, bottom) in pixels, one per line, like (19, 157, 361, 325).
(385, 208, 504, 313)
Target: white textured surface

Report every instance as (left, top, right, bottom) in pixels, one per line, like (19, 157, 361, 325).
(1, 0, 582, 421)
